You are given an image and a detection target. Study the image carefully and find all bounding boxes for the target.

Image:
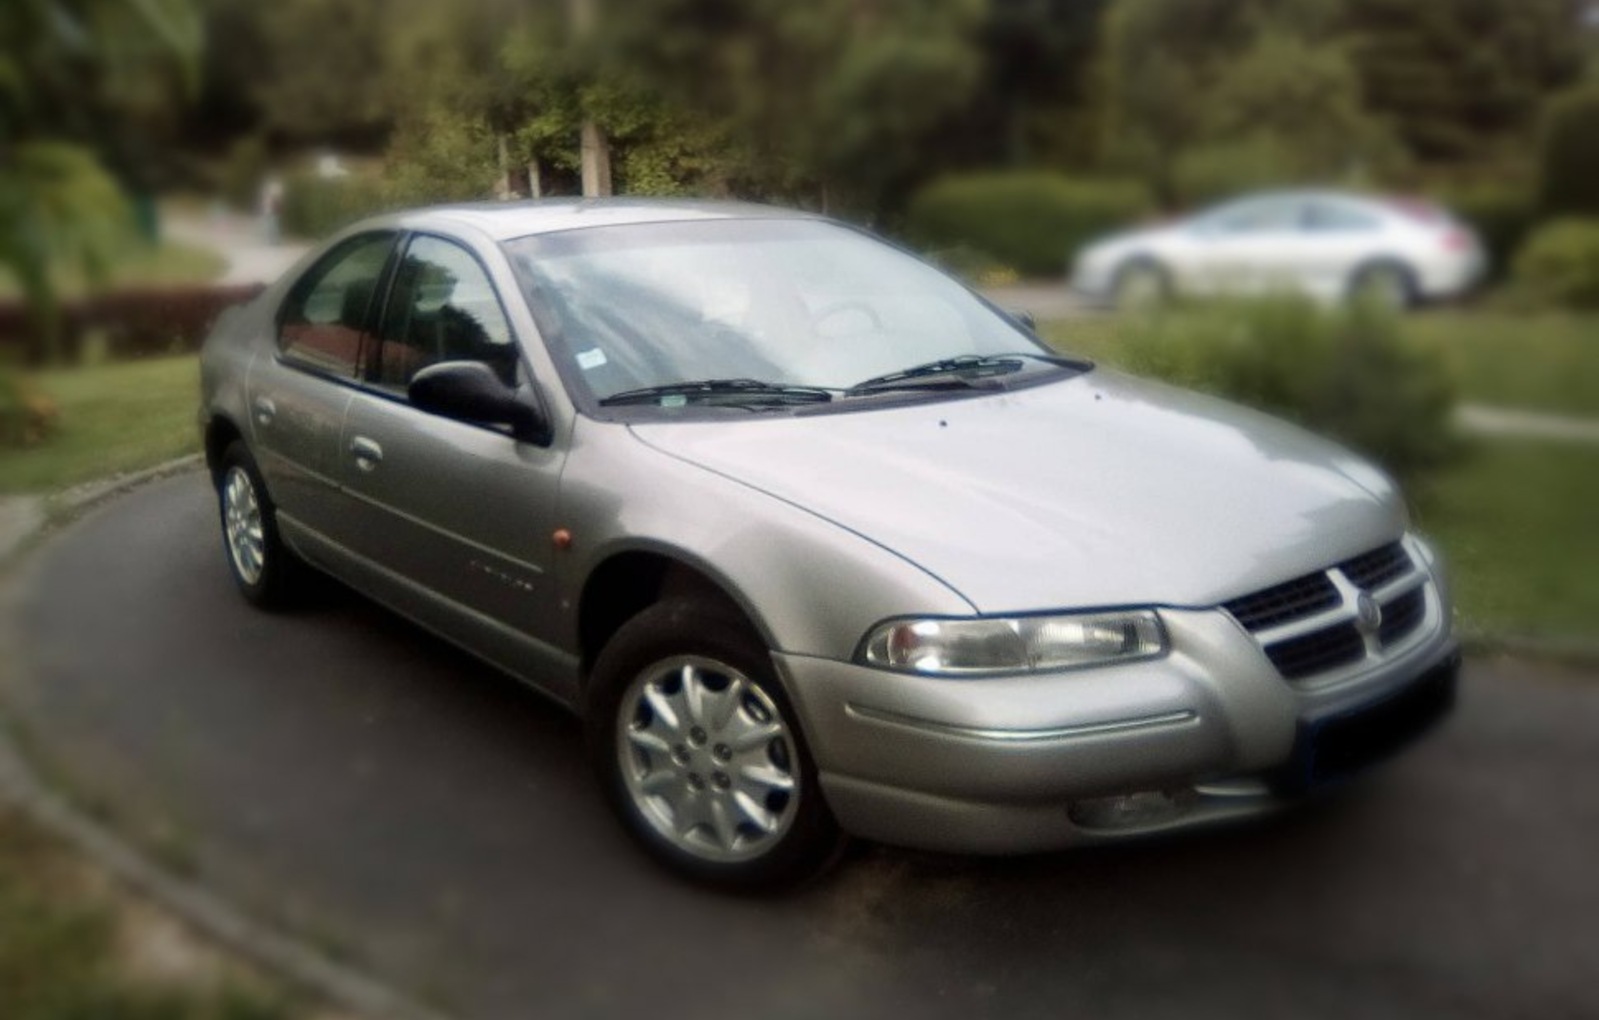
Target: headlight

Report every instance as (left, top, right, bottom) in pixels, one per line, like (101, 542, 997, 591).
(859, 610, 1166, 676)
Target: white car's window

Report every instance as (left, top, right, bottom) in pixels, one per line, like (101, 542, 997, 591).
(1306, 200, 1380, 232)
(504, 219, 1049, 401)
(371, 235, 518, 390)
(1202, 198, 1306, 234)
(278, 232, 394, 377)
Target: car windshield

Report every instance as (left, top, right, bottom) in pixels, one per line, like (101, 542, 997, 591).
(502, 218, 1080, 409)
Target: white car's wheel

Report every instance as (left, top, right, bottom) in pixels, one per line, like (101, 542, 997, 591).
(1113, 259, 1170, 312)
(1348, 262, 1416, 311)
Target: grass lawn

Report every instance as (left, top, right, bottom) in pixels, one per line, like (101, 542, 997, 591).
(0, 805, 294, 1020)
(0, 241, 225, 302)
(1405, 311, 1599, 417)
(0, 354, 200, 494)
(1043, 309, 1599, 417)
(1417, 437, 1599, 643)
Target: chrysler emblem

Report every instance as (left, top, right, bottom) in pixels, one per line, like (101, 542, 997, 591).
(1355, 592, 1383, 634)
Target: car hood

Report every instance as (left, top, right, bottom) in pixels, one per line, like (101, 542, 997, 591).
(627, 371, 1406, 614)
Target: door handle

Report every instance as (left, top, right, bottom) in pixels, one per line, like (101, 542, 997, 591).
(252, 397, 276, 427)
(349, 436, 383, 471)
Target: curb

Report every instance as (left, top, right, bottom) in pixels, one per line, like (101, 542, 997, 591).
(0, 461, 454, 1020)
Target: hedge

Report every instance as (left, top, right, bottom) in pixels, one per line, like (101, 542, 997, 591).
(0, 284, 265, 365)
(1512, 219, 1599, 310)
(905, 172, 1151, 277)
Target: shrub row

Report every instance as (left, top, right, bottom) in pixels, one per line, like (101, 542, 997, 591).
(905, 172, 1150, 277)
(1115, 297, 1459, 489)
(0, 284, 265, 365)
(280, 172, 396, 240)
(1512, 219, 1599, 310)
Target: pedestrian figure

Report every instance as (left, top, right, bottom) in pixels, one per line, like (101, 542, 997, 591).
(260, 175, 284, 246)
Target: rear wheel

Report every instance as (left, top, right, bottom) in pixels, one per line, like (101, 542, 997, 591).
(217, 441, 305, 608)
(1113, 259, 1170, 312)
(586, 599, 843, 890)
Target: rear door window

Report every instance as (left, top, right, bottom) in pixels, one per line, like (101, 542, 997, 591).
(278, 233, 395, 376)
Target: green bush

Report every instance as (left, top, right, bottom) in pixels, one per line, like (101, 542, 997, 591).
(1433, 180, 1537, 281)
(905, 172, 1150, 277)
(1538, 86, 1599, 217)
(0, 362, 57, 446)
(218, 135, 270, 213)
(1512, 218, 1599, 309)
(1171, 136, 1300, 208)
(1117, 297, 1459, 488)
(279, 172, 394, 240)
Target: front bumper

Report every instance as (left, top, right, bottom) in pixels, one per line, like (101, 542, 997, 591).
(776, 605, 1458, 854)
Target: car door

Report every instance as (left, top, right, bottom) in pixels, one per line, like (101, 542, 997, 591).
(249, 231, 394, 544)
(1300, 198, 1387, 301)
(1184, 197, 1311, 296)
(333, 232, 569, 657)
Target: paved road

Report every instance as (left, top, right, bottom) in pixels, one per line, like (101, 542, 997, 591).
(7, 473, 1598, 1020)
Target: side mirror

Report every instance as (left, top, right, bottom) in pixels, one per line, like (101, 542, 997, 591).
(1010, 309, 1037, 332)
(408, 361, 551, 445)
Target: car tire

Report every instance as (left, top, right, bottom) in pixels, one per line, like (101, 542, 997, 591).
(216, 441, 305, 608)
(586, 598, 844, 891)
(1112, 258, 1170, 312)
(1348, 261, 1415, 311)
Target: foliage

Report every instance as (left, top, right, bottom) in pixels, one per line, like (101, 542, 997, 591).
(905, 172, 1150, 277)
(1115, 297, 1459, 487)
(1099, 3, 1401, 205)
(0, 362, 59, 448)
(1538, 86, 1599, 217)
(0, 284, 261, 364)
(1512, 219, 1599, 310)
(1340, 0, 1586, 163)
(0, 0, 201, 362)
(924, 245, 1021, 288)
(278, 173, 393, 240)
(1432, 179, 1538, 281)
(382, 105, 502, 205)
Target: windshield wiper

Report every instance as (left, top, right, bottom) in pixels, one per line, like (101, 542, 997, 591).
(599, 378, 836, 407)
(846, 352, 1081, 396)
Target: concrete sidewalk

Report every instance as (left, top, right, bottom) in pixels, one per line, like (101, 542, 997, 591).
(164, 210, 312, 287)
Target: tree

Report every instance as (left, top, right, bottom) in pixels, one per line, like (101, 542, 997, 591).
(1340, 0, 1587, 162)
(1, 0, 200, 359)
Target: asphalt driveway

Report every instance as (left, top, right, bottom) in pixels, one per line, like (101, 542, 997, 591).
(5, 472, 1597, 1019)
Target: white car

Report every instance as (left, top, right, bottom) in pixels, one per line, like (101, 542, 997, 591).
(1071, 190, 1485, 310)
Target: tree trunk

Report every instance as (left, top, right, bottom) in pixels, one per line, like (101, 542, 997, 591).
(581, 119, 612, 197)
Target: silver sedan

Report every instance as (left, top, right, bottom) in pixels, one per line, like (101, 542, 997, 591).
(1072, 189, 1485, 310)
(200, 200, 1458, 888)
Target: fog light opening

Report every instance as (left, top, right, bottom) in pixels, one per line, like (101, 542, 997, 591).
(1068, 788, 1197, 832)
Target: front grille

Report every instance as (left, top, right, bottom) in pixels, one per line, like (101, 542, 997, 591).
(1224, 539, 1432, 685)
(1378, 587, 1426, 647)
(1223, 572, 1340, 631)
(1339, 542, 1413, 591)
(1263, 623, 1366, 680)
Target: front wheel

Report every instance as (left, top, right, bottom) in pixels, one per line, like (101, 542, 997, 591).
(586, 600, 843, 890)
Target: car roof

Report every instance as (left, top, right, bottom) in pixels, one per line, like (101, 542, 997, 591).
(369, 198, 820, 242)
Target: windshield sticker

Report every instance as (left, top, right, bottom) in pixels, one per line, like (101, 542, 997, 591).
(576, 348, 608, 370)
